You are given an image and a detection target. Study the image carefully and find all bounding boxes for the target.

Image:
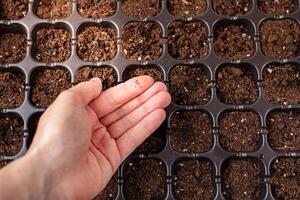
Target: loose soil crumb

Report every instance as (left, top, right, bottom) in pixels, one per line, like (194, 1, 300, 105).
(121, 22, 163, 61)
(75, 66, 117, 90)
(34, 28, 71, 63)
(267, 110, 300, 152)
(0, 115, 23, 156)
(168, 21, 209, 60)
(260, 19, 300, 59)
(136, 126, 166, 153)
(0, 70, 25, 108)
(31, 67, 71, 108)
(270, 157, 300, 200)
(216, 65, 258, 104)
(219, 111, 260, 152)
(214, 24, 254, 60)
(212, 0, 251, 16)
(167, 0, 207, 16)
(170, 111, 213, 153)
(93, 174, 118, 200)
(258, 0, 296, 16)
(122, 0, 161, 19)
(170, 65, 210, 105)
(173, 159, 215, 200)
(124, 159, 167, 200)
(35, 0, 72, 19)
(222, 158, 262, 200)
(263, 63, 300, 105)
(0, 33, 27, 64)
(124, 65, 163, 82)
(77, 26, 117, 62)
(77, 0, 117, 18)
(0, 0, 28, 20)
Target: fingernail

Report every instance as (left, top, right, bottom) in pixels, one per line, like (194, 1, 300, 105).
(90, 77, 101, 84)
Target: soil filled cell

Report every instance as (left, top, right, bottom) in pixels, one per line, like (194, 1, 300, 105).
(35, 0, 72, 19)
(167, 0, 207, 17)
(173, 159, 215, 200)
(122, 0, 161, 19)
(168, 21, 209, 60)
(124, 65, 163, 82)
(0, 0, 28, 20)
(212, 0, 251, 16)
(77, 26, 117, 62)
(124, 159, 167, 200)
(77, 0, 117, 18)
(258, 0, 296, 16)
(93, 174, 118, 200)
(260, 19, 300, 59)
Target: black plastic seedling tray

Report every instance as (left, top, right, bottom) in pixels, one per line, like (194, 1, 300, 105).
(1, 0, 300, 200)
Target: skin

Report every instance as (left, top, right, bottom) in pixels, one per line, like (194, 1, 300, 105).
(0, 76, 171, 200)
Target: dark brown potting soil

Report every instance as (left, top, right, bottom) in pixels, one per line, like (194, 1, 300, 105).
(212, 0, 251, 16)
(170, 65, 210, 105)
(0, 0, 28, 20)
(77, 0, 117, 18)
(27, 112, 42, 148)
(124, 65, 163, 82)
(222, 158, 262, 200)
(0, 115, 23, 156)
(168, 21, 209, 60)
(173, 159, 215, 200)
(0, 70, 25, 108)
(121, 22, 163, 61)
(214, 25, 254, 60)
(260, 19, 300, 59)
(263, 63, 300, 105)
(219, 111, 260, 152)
(258, 0, 296, 15)
(270, 157, 300, 200)
(35, 0, 72, 19)
(216, 65, 258, 105)
(93, 174, 118, 200)
(0, 33, 26, 64)
(77, 26, 117, 62)
(122, 0, 161, 19)
(167, 0, 207, 16)
(170, 111, 213, 153)
(75, 66, 117, 90)
(34, 28, 71, 63)
(0, 160, 10, 169)
(267, 110, 300, 152)
(124, 159, 167, 200)
(31, 67, 71, 108)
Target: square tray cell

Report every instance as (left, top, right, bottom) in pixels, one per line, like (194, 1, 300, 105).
(122, 0, 161, 19)
(267, 109, 300, 152)
(257, 0, 298, 16)
(172, 158, 215, 200)
(169, 64, 211, 105)
(121, 21, 163, 61)
(30, 66, 72, 108)
(33, 0, 72, 20)
(123, 158, 167, 200)
(123, 64, 164, 82)
(167, 0, 207, 17)
(263, 62, 300, 105)
(169, 111, 213, 153)
(212, 0, 252, 16)
(270, 157, 300, 200)
(167, 20, 209, 60)
(77, 0, 117, 19)
(93, 174, 118, 200)
(0, 0, 28, 20)
(259, 19, 300, 59)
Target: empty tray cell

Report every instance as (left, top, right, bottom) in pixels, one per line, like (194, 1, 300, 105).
(172, 159, 215, 200)
(75, 66, 117, 90)
(32, 24, 71, 63)
(258, 0, 297, 16)
(0, 0, 28, 20)
(267, 110, 300, 152)
(169, 111, 213, 153)
(219, 110, 261, 152)
(33, 0, 72, 20)
(123, 158, 167, 200)
(0, 113, 23, 156)
(0, 67, 25, 109)
(212, 0, 252, 16)
(93, 174, 118, 200)
(167, 0, 207, 16)
(27, 112, 43, 148)
(123, 65, 163, 82)
(168, 20, 209, 60)
(222, 158, 264, 200)
(213, 19, 255, 60)
(263, 63, 300, 105)
(30, 67, 72, 108)
(121, 22, 163, 61)
(216, 63, 258, 105)
(169, 64, 210, 105)
(270, 157, 300, 200)
(259, 19, 300, 59)
(122, 0, 161, 19)
(77, 0, 117, 18)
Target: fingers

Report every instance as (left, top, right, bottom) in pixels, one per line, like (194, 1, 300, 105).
(101, 82, 168, 126)
(89, 76, 154, 118)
